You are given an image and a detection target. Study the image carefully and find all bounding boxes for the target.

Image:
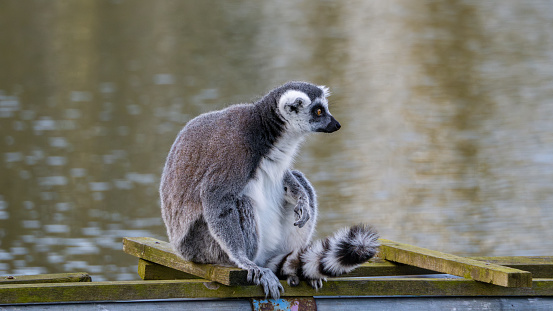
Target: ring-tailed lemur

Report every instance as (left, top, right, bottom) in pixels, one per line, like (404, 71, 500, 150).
(160, 81, 379, 299)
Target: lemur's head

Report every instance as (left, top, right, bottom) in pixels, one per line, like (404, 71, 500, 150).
(275, 81, 341, 134)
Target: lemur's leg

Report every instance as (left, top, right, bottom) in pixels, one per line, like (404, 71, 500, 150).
(201, 191, 284, 299)
(267, 170, 318, 286)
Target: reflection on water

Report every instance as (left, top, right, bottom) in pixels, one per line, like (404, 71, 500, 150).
(1, 1, 553, 281)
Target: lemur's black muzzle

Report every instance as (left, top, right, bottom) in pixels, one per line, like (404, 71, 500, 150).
(318, 116, 341, 133)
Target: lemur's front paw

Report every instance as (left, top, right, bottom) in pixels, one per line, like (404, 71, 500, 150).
(247, 266, 284, 300)
(293, 203, 310, 228)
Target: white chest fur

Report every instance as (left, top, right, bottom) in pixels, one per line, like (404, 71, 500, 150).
(243, 135, 304, 265)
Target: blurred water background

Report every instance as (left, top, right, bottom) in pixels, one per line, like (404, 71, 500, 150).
(1, 0, 553, 281)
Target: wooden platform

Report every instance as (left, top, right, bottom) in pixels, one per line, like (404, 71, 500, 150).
(124, 237, 540, 288)
(1, 237, 552, 309)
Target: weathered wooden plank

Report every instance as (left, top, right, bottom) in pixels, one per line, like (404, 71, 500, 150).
(138, 256, 435, 280)
(1, 278, 552, 304)
(129, 237, 437, 280)
(351, 260, 436, 277)
(136, 256, 553, 280)
(471, 256, 553, 278)
(138, 259, 201, 280)
(125, 237, 549, 282)
(0, 272, 91, 285)
(353, 256, 553, 278)
(379, 239, 533, 287)
(123, 237, 248, 286)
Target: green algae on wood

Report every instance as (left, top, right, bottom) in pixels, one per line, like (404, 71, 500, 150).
(139, 256, 426, 279)
(123, 237, 248, 286)
(471, 256, 553, 278)
(379, 239, 532, 287)
(138, 258, 201, 280)
(0, 272, 91, 284)
(353, 256, 553, 278)
(1, 278, 553, 304)
(125, 237, 547, 283)
(351, 259, 436, 277)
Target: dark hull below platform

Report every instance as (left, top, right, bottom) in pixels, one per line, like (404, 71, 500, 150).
(2, 297, 553, 311)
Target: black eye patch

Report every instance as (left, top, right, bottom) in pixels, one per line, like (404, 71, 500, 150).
(311, 104, 325, 117)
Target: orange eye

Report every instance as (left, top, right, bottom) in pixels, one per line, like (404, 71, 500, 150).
(316, 108, 322, 116)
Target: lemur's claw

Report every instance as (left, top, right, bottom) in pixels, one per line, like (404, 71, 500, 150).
(287, 275, 300, 287)
(294, 204, 310, 228)
(249, 267, 283, 300)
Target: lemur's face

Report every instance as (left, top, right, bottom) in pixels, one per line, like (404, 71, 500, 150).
(278, 86, 341, 134)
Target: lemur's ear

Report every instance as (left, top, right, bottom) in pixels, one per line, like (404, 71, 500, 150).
(319, 85, 331, 98)
(285, 97, 304, 114)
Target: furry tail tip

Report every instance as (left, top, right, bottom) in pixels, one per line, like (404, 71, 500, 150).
(301, 224, 380, 281)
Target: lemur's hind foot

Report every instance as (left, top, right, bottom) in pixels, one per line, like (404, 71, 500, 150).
(245, 264, 284, 299)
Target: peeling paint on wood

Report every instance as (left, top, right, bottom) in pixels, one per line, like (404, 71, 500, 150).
(250, 297, 317, 311)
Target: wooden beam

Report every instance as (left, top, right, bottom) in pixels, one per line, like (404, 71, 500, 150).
(471, 256, 553, 278)
(1, 278, 552, 304)
(351, 260, 437, 277)
(123, 237, 248, 286)
(379, 239, 532, 287)
(138, 259, 201, 280)
(136, 256, 553, 281)
(0, 272, 91, 284)
(353, 256, 553, 278)
(125, 237, 549, 281)
(137, 256, 436, 280)
(129, 238, 437, 280)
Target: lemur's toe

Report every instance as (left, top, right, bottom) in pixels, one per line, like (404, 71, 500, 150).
(287, 275, 300, 287)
